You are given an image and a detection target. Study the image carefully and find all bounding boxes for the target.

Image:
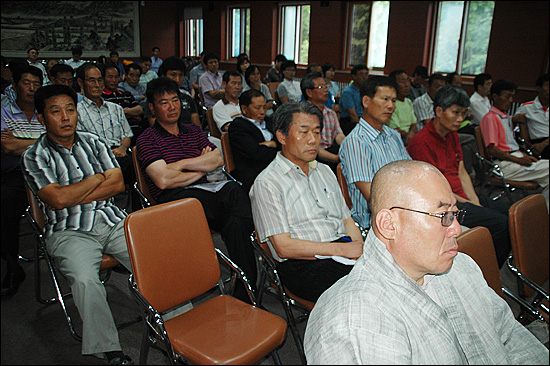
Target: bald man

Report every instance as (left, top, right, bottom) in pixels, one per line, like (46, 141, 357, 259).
(304, 160, 548, 364)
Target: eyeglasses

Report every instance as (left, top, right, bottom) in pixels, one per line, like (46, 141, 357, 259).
(389, 207, 466, 227)
(310, 85, 328, 90)
(85, 77, 104, 84)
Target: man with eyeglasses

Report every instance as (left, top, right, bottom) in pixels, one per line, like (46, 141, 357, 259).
(76, 63, 136, 210)
(49, 63, 83, 103)
(301, 72, 346, 173)
(305, 159, 549, 364)
(408, 85, 511, 267)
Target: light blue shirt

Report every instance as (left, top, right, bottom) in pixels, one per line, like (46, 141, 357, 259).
(243, 116, 273, 142)
(339, 118, 411, 228)
(339, 84, 362, 119)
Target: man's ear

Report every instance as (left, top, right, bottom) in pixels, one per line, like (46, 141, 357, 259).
(148, 103, 155, 117)
(362, 95, 370, 110)
(435, 106, 444, 118)
(77, 78, 84, 91)
(375, 209, 397, 240)
(276, 130, 286, 146)
(36, 113, 46, 127)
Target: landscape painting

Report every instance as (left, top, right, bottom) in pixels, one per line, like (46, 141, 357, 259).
(1, 1, 140, 58)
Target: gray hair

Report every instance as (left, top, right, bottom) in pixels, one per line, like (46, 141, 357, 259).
(272, 101, 324, 135)
(433, 85, 470, 114)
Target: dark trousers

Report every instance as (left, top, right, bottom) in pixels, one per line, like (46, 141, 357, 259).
(1, 169, 28, 271)
(158, 181, 256, 302)
(457, 195, 511, 268)
(277, 237, 354, 302)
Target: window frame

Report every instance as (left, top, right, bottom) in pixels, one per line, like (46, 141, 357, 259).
(183, 18, 203, 58)
(227, 5, 251, 60)
(344, 1, 390, 71)
(429, 1, 495, 76)
(278, 2, 311, 66)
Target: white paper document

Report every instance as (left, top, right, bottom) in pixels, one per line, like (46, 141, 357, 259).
(314, 255, 357, 265)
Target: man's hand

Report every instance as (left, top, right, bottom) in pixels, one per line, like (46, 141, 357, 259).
(514, 152, 538, 167)
(512, 113, 527, 124)
(111, 145, 128, 157)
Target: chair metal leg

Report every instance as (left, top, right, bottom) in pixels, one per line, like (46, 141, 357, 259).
(271, 349, 282, 365)
(282, 298, 307, 365)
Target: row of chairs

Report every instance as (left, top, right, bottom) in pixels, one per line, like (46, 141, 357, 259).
(23, 125, 548, 363)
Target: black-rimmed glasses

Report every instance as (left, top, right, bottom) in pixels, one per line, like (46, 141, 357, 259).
(389, 207, 466, 227)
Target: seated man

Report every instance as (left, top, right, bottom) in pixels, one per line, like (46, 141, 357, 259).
(412, 73, 446, 130)
(264, 54, 286, 84)
(407, 65, 429, 102)
(118, 63, 147, 110)
(1, 65, 44, 297)
(408, 85, 511, 267)
(480, 79, 549, 206)
(49, 63, 83, 103)
(470, 72, 493, 126)
(199, 52, 224, 109)
(22, 85, 133, 365)
(76, 63, 138, 211)
(136, 77, 256, 302)
(146, 56, 200, 127)
(339, 76, 411, 231)
(301, 72, 345, 173)
(250, 101, 364, 303)
(388, 69, 418, 146)
(138, 55, 158, 87)
(339, 64, 369, 135)
(101, 63, 144, 137)
(304, 160, 549, 364)
(228, 89, 277, 192)
(212, 70, 243, 132)
(516, 73, 549, 159)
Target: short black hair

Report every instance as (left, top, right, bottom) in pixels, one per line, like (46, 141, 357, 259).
(152, 46, 160, 52)
(360, 75, 398, 99)
(203, 52, 220, 65)
(140, 55, 151, 63)
(110, 50, 119, 57)
(428, 73, 446, 87)
(27, 47, 39, 54)
(223, 69, 242, 83)
(389, 69, 407, 80)
(412, 65, 429, 79)
(146, 77, 180, 104)
(473, 73, 492, 91)
(244, 64, 261, 86)
(239, 89, 265, 108)
(274, 54, 287, 63)
(351, 64, 369, 76)
(125, 62, 142, 75)
(34, 84, 77, 115)
(13, 65, 44, 85)
(445, 72, 459, 85)
(101, 63, 120, 78)
(71, 46, 83, 56)
(158, 56, 187, 76)
(50, 63, 75, 78)
(306, 63, 322, 75)
(280, 60, 297, 72)
(322, 62, 335, 74)
(491, 79, 517, 97)
(300, 72, 324, 100)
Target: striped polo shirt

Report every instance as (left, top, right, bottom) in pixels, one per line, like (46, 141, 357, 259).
(1, 101, 45, 173)
(21, 131, 126, 239)
(136, 121, 217, 201)
(339, 118, 411, 229)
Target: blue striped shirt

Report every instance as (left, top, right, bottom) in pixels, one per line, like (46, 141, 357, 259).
(21, 131, 126, 238)
(136, 122, 217, 201)
(339, 118, 411, 228)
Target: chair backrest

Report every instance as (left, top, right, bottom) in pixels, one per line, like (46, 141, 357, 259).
(475, 126, 490, 160)
(124, 198, 221, 313)
(132, 147, 157, 206)
(508, 193, 549, 297)
(336, 163, 353, 210)
(206, 108, 222, 138)
(220, 132, 235, 173)
(267, 82, 281, 107)
(457, 226, 503, 297)
(24, 181, 46, 230)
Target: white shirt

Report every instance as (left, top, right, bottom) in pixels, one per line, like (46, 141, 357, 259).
(470, 91, 491, 126)
(212, 98, 241, 131)
(27, 60, 47, 79)
(516, 96, 549, 140)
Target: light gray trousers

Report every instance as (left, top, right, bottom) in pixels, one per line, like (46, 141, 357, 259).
(46, 214, 132, 356)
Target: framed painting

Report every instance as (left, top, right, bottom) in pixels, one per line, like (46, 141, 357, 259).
(1, 1, 140, 59)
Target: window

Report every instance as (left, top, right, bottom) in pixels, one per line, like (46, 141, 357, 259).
(228, 7, 250, 58)
(280, 4, 311, 65)
(432, 1, 495, 75)
(347, 1, 390, 69)
(184, 7, 203, 57)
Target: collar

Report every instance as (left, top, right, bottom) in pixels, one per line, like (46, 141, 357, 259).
(489, 105, 508, 118)
(243, 116, 267, 129)
(8, 99, 38, 118)
(425, 119, 449, 142)
(44, 130, 81, 151)
(206, 70, 219, 77)
(153, 120, 189, 136)
(274, 151, 318, 175)
(222, 97, 238, 106)
(81, 95, 104, 108)
(359, 117, 392, 142)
